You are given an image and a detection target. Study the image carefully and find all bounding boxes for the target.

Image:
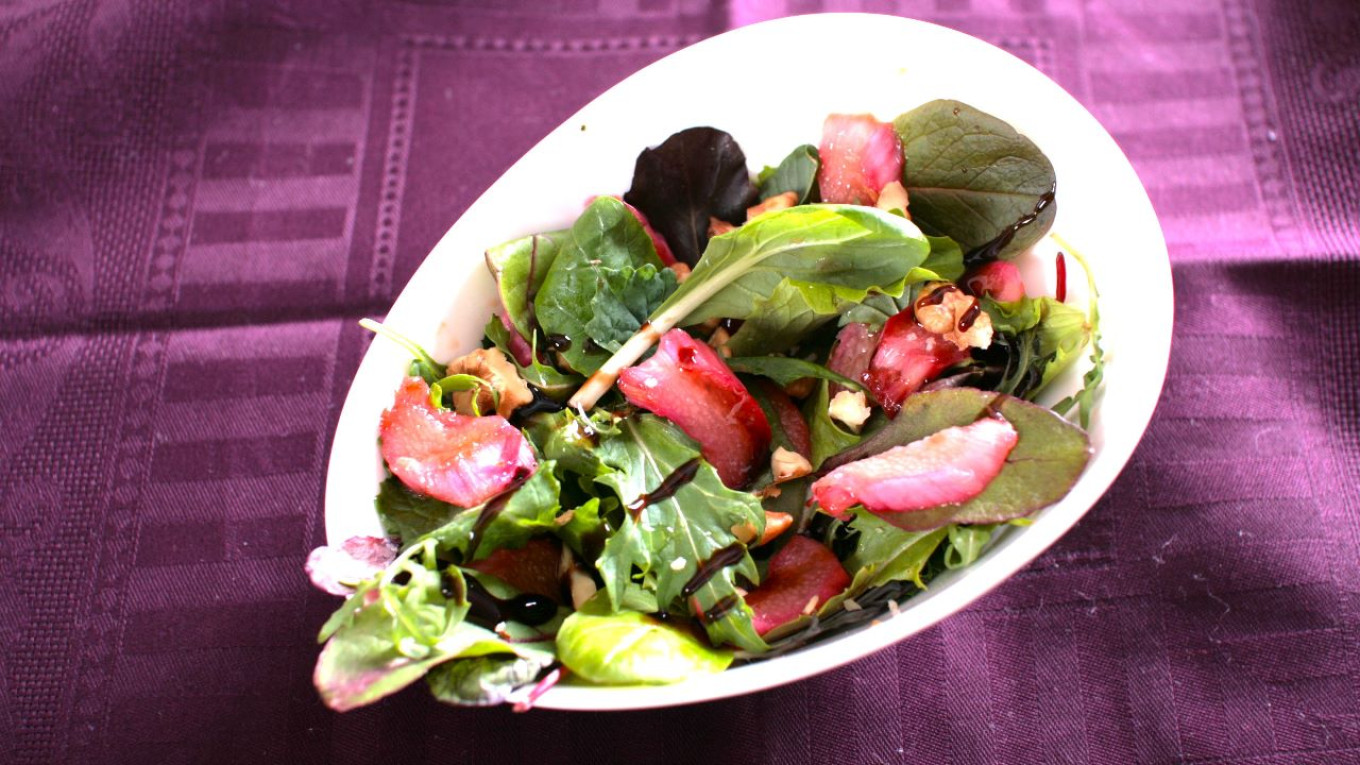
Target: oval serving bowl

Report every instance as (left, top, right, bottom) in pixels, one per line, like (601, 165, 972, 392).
(324, 13, 1173, 710)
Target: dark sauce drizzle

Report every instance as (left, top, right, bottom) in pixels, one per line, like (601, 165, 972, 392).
(700, 594, 740, 624)
(680, 543, 747, 598)
(963, 184, 1057, 266)
(462, 468, 532, 561)
(544, 334, 572, 352)
(511, 387, 565, 426)
(461, 575, 557, 628)
(957, 301, 983, 332)
(626, 457, 701, 519)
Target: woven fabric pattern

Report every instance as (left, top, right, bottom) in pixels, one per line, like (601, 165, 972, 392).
(2, 1, 1357, 762)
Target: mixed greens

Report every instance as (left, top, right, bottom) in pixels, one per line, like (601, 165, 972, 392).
(307, 100, 1102, 711)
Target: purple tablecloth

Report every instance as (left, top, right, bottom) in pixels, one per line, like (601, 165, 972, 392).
(3, 1, 1358, 762)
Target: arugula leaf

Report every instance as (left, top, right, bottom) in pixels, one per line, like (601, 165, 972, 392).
(314, 540, 469, 711)
(591, 415, 768, 653)
(728, 356, 863, 391)
(484, 229, 569, 342)
(943, 524, 999, 569)
(756, 144, 820, 203)
(623, 126, 759, 266)
(359, 318, 444, 384)
(894, 100, 1057, 259)
(1050, 235, 1105, 429)
(534, 196, 677, 375)
(570, 205, 928, 409)
(817, 389, 1091, 531)
(424, 465, 562, 562)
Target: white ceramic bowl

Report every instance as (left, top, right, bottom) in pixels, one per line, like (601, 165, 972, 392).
(324, 13, 1172, 710)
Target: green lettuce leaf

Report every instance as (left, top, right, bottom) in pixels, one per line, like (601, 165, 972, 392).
(534, 196, 677, 374)
(726, 356, 863, 391)
(592, 415, 768, 653)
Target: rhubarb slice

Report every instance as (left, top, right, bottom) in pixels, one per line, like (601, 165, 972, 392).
(746, 536, 851, 635)
(818, 114, 904, 205)
(617, 329, 771, 488)
(812, 416, 1018, 517)
(866, 311, 968, 416)
(380, 376, 537, 507)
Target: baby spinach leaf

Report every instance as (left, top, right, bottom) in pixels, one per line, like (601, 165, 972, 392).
(818, 389, 1091, 531)
(484, 229, 569, 342)
(556, 608, 732, 685)
(623, 126, 759, 266)
(534, 196, 676, 375)
(757, 144, 820, 203)
(592, 415, 768, 653)
(920, 234, 966, 282)
(673, 205, 929, 326)
(894, 100, 1056, 259)
(570, 205, 929, 409)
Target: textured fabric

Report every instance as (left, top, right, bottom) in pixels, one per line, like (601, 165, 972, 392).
(2, 1, 1358, 763)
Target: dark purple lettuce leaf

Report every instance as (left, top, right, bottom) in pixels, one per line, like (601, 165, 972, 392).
(623, 127, 759, 266)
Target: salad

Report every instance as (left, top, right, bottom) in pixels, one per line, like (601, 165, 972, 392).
(307, 100, 1103, 711)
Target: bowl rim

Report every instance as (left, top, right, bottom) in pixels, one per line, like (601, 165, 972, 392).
(323, 12, 1174, 711)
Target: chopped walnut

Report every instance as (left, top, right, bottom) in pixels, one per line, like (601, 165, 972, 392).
(828, 390, 872, 433)
(559, 548, 597, 610)
(669, 261, 692, 283)
(708, 217, 737, 237)
(445, 347, 534, 418)
(875, 181, 910, 218)
(707, 326, 733, 358)
(747, 191, 798, 221)
(783, 377, 817, 400)
(913, 283, 993, 351)
(771, 446, 812, 483)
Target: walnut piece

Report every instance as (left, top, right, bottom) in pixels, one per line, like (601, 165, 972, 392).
(708, 217, 736, 237)
(445, 347, 533, 418)
(913, 283, 993, 351)
(875, 180, 910, 218)
(771, 446, 813, 483)
(828, 390, 872, 433)
(747, 190, 799, 220)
